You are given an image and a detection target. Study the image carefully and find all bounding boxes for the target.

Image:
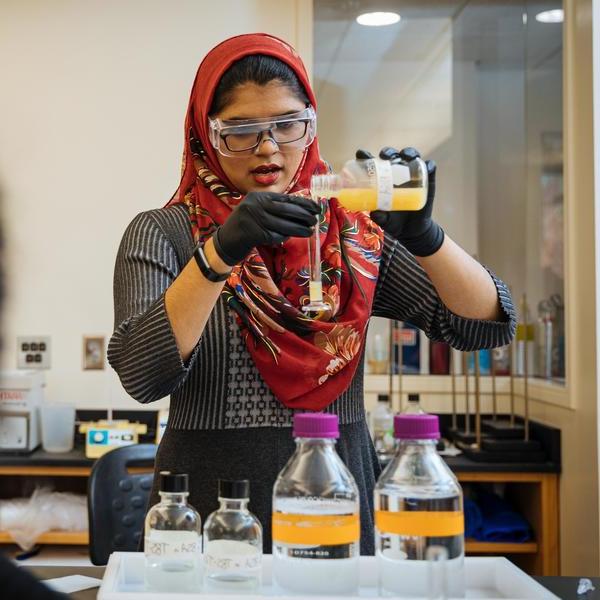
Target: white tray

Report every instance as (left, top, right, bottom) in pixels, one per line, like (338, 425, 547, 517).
(98, 552, 559, 600)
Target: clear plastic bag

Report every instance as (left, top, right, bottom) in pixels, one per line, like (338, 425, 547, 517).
(0, 486, 87, 550)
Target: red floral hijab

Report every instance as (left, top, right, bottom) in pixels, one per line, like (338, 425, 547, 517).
(167, 33, 383, 411)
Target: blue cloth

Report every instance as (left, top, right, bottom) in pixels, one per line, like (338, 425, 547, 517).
(464, 498, 483, 539)
(464, 491, 531, 543)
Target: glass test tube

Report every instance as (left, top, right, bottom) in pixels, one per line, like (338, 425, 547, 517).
(302, 193, 329, 314)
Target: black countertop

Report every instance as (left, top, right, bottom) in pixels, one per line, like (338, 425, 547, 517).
(536, 576, 600, 599)
(0, 445, 561, 473)
(443, 453, 560, 473)
(0, 446, 93, 467)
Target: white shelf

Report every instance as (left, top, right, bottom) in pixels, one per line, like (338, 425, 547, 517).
(363, 374, 569, 411)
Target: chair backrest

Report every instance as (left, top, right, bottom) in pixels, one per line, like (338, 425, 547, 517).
(87, 443, 157, 565)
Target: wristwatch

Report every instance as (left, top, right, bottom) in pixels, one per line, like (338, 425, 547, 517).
(194, 243, 231, 283)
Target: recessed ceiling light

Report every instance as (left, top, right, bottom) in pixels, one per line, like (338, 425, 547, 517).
(356, 11, 401, 27)
(535, 9, 563, 23)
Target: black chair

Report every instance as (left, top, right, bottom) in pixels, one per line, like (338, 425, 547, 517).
(87, 443, 157, 565)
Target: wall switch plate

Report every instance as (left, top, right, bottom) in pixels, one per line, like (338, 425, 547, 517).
(17, 336, 51, 369)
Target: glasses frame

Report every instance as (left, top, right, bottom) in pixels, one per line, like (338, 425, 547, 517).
(208, 106, 317, 157)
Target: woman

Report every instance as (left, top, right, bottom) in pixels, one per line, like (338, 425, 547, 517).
(108, 33, 516, 554)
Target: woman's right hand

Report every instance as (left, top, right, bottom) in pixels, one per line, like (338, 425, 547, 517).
(212, 192, 320, 266)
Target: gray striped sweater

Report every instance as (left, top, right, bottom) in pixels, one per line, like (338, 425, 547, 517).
(108, 203, 516, 430)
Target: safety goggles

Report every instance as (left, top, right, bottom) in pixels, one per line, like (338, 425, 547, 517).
(208, 106, 316, 157)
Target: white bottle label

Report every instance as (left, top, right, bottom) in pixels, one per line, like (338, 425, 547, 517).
(145, 530, 201, 558)
(375, 159, 393, 211)
(204, 539, 261, 572)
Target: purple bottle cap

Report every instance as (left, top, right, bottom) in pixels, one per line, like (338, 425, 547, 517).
(293, 412, 339, 439)
(394, 414, 440, 440)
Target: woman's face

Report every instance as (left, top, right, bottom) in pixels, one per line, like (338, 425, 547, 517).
(211, 80, 307, 195)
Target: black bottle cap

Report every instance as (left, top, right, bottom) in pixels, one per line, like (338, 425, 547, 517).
(377, 394, 390, 403)
(218, 479, 250, 499)
(159, 471, 189, 493)
(408, 393, 420, 403)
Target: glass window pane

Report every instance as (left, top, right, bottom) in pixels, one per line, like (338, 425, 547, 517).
(314, 0, 564, 381)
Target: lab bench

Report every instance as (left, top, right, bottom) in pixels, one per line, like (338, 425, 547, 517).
(0, 443, 561, 575)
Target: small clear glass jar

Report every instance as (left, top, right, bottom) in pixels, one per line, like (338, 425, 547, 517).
(144, 472, 202, 593)
(203, 479, 262, 592)
(402, 392, 426, 415)
(372, 393, 395, 460)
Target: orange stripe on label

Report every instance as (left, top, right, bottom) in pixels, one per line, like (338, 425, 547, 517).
(375, 510, 464, 537)
(272, 513, 360, 546)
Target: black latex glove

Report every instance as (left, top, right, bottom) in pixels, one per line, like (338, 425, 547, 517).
(356, 147, 445, 257)
(213, 191, 320, 266)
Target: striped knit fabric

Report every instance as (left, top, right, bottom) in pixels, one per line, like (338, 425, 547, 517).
(108, 203, 516, 430)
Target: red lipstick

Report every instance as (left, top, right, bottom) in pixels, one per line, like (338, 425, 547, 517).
(251, 163, 282, 186)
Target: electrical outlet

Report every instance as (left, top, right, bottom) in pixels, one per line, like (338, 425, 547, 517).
(17, 336, 51, 369)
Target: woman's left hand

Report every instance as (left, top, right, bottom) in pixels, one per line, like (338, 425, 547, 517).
(357, 147, 505, 322)
(355, 146, 444, 257)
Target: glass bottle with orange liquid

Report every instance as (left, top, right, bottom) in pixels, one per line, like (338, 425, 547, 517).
(313, 156, 428, 212)
(272, 413, 360, 595)
(374, 414, 465, 598)
(303, 156, 428, 314)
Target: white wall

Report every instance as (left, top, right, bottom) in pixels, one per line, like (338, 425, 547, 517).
(0, 0, 312, 409)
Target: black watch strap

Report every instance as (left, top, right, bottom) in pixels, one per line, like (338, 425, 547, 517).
(194, 244, 231, 283)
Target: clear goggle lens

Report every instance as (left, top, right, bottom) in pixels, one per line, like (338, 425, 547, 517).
(208, 107, 316, 157)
